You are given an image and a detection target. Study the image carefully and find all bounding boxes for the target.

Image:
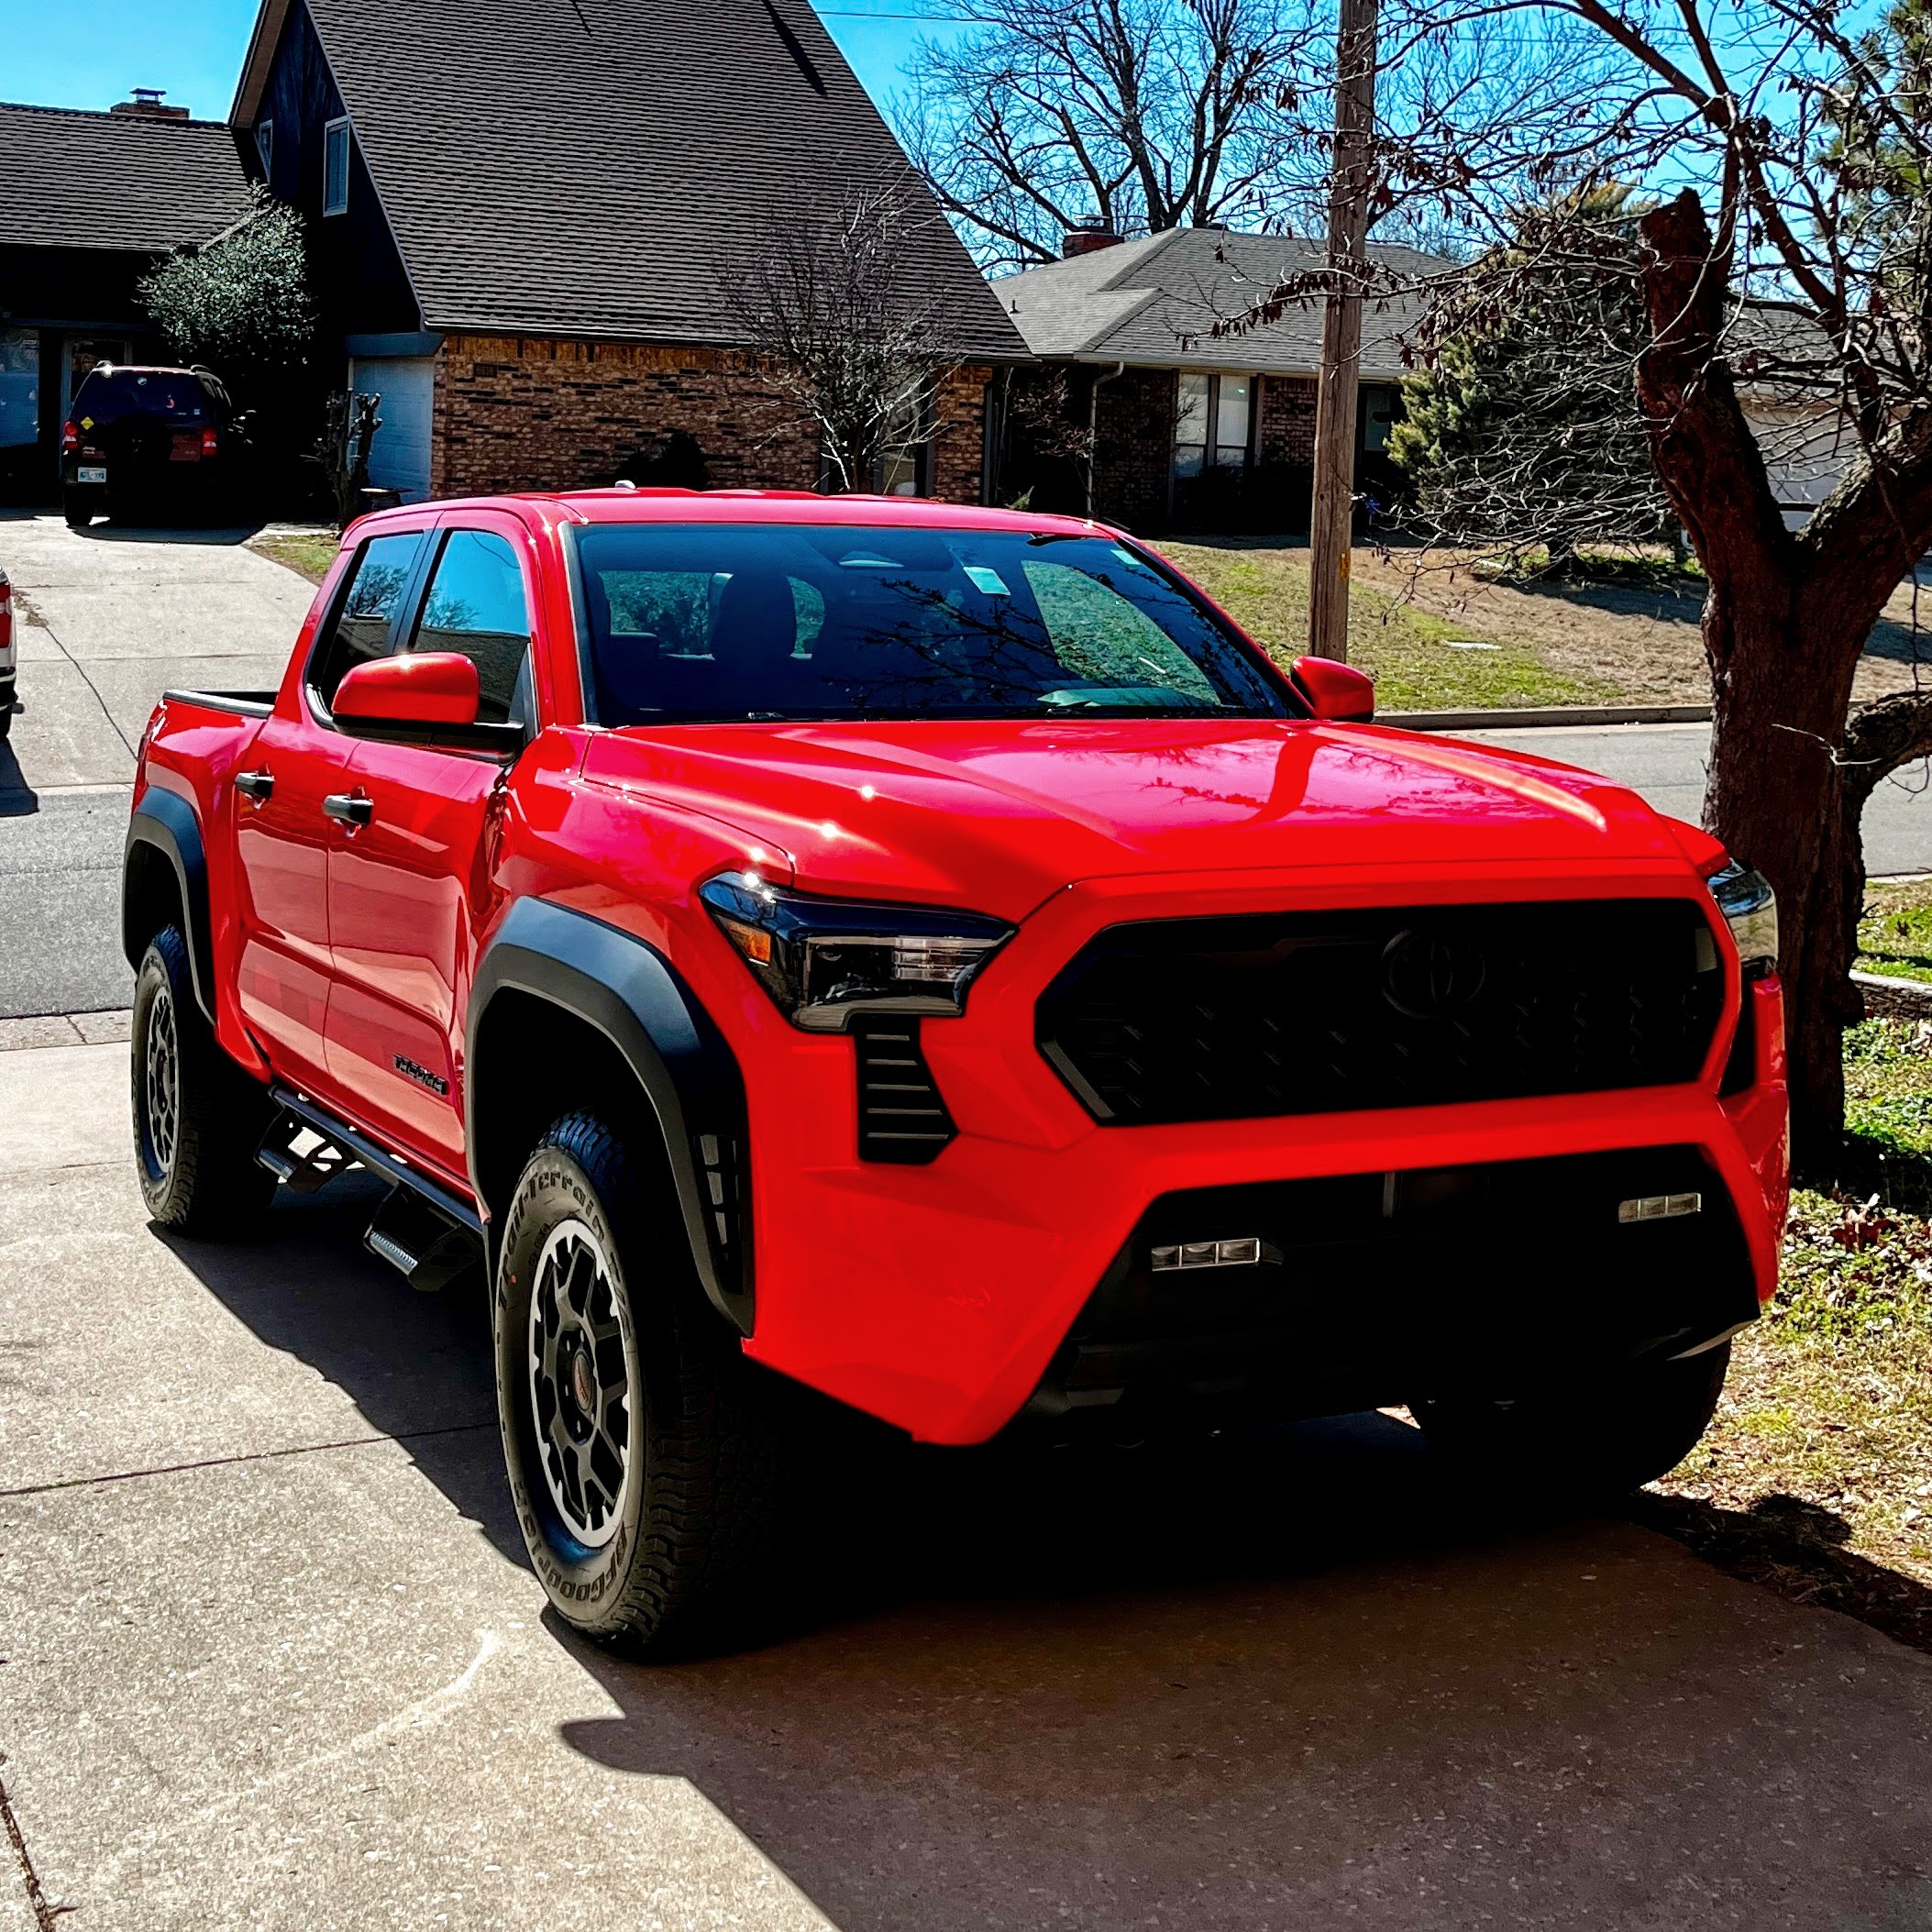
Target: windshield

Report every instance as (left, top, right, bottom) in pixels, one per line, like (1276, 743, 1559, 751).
(574, 523, 1291, 723)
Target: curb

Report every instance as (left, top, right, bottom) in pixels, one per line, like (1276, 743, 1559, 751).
(1852, 969, 1932, 1017)
(1384, 703, 1713, 733)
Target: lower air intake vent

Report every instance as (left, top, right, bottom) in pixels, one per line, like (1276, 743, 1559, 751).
(853, 1018, 955, 1164)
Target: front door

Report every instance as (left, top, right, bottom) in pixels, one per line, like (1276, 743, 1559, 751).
(326, 523, 537, 1178)
(233, 525, 432, 1094)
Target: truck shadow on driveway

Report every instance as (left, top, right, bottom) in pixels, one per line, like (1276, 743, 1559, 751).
(162, 1187, 1932, 1930)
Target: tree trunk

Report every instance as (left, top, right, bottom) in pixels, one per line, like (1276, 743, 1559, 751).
(1699, 581, 1866, 1165)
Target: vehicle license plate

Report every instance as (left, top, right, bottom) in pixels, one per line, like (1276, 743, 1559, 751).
(170, 434, 201, 462)
(78, 466, 106, 484)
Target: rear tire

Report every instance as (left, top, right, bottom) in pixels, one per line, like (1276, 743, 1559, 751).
(62, 487, 101, 529)
(1411, 1342, 1731, 1495)
(130, 925, 275, 1233)
(494, 1112, 792, 1656)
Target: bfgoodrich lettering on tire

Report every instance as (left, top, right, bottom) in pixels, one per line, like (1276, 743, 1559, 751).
(493, 1112, 790, 1655)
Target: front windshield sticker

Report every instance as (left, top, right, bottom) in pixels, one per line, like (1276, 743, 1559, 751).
(963, 566, 1010, 596)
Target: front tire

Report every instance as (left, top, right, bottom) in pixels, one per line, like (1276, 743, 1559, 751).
(130, 926, 274, 1232)
(1411, 1342, 1731, 1495)
(494, 1113, 789, 1656)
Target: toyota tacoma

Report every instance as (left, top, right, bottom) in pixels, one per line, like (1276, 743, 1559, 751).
(122, 490, 1789, 1653)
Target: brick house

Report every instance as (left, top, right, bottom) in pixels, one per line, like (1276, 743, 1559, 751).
(990, 226, 1451, 535)
(228, 0, 1027, 503)
(0, 96, 248, 500)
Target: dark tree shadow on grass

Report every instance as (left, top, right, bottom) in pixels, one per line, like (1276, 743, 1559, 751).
(1631, 1490, 1932, 1657)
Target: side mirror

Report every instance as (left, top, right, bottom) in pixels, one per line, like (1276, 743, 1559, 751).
(335, 651, 480, 726)
(1292, 655, 1375, 723)
(331, 652, 520, 754)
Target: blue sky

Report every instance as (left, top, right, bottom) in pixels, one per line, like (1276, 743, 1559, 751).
(0, 0, 939, 122)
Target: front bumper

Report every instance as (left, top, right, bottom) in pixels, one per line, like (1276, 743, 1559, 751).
(728, 865, 1790, 1445)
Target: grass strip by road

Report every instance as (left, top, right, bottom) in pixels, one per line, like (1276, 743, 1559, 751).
(248, 531, 339, 584)
(1858, 875, 1932, 983)
(1643, 1013, 1932, 1653)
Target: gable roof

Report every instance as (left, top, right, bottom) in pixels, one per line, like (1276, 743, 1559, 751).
(0, 104, 249, 254)
(233, 0, 1028, 360)
(995, 227, 1453, 380)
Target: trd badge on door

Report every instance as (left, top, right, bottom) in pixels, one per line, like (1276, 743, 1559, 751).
(393, 1054, 450, 1097)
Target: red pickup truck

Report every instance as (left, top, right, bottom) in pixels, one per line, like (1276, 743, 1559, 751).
(124, 491, 1789, 1653)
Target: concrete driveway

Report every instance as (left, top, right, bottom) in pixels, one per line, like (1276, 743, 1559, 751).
(5, 1037, 1931, 1929)
(0, 511, 315, 1016)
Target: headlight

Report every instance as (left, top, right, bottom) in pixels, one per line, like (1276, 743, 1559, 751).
(700, 870, 1013, 1031)
(1706, 859, 1778, 978)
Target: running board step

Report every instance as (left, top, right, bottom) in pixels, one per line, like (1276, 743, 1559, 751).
(257, 1111, 359, 1194)
(363, 1186, 482, 1295)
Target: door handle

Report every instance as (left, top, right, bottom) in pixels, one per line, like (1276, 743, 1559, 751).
(322, 792, 372, 830)
(235, 768, 274, 802)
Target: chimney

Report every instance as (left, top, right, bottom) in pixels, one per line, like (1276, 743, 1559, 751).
(1062, 220, 1123, 259)
(112, 89, 189, 120)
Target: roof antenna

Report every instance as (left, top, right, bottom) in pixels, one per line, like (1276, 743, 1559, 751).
(569, 0, 592, 31)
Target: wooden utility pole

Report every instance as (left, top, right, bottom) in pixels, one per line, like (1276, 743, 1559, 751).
(1307, 0, 1378, 662)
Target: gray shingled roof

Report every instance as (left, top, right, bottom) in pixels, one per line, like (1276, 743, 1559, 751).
(0, 104, 249, 253)
(253, 0, 1026, 359)
(994, 227, 1454, 379)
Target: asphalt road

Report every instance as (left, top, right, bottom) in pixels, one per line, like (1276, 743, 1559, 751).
(5, 1037, 1932, 1927)
(4, 509, 1932, 1021)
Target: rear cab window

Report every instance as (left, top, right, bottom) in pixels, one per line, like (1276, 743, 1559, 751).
(307, 530, 428, 710)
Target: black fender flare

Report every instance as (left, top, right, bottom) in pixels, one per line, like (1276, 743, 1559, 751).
(125, 785, 215, 1023)
(467, 898, 754, 1335)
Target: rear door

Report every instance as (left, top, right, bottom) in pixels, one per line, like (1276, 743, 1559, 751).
(232, 526, 430, 1091)
(325, 516, 537, 1176)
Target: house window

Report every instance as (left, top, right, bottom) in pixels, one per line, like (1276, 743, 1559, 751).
(255, 119, 272, 178)
(1174, 372, 1253, 477)
(323, 116, 350, 216)
(1360, 384, 1398, 454)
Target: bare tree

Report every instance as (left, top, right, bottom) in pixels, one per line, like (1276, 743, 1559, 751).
(897, 0, 1326, 269)
(723, 180, 961, 492)
(1224, 0, 1932, 1158)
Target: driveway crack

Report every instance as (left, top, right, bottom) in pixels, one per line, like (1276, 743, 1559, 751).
(14, 590, 138, 767)
(0, 1420, 496, 1500)
(0, 1756, 60, 1929)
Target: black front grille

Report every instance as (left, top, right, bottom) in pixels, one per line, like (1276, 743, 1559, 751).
(1037, 899, 1725, 1124)
(853, 1018, 956, 1163)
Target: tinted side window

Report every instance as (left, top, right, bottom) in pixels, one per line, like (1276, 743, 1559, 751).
(409, 530, 532, 724)
(309, 532, 426, 707)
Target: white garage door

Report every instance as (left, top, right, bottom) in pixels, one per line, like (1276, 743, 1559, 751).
(348, 355, 435, 502)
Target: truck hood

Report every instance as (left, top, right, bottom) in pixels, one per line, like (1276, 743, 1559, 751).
(582, 718, 1691, 921)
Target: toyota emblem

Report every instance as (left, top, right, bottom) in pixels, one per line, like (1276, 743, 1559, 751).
(1381, 927, 1487, 1018)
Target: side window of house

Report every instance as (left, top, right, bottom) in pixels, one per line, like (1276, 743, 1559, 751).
(323, 117, 350, 216)
(308, 531, 426, 709)
(409, 530, 533, 725)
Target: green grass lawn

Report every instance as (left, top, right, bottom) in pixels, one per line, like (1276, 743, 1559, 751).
(248, 531, 340, 584)
(1859, 878, 1932, 983)
(1157, 538, 1625, 712)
